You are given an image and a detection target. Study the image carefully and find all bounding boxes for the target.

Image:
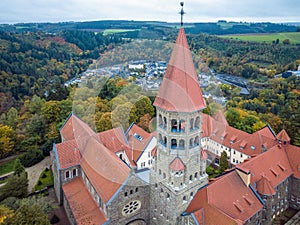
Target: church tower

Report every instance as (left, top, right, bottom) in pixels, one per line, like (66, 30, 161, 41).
(150, 3, 208, 224)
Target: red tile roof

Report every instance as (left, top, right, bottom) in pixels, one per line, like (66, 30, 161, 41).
(96, 127, 128, 153)
(126, 124, 153, 162)
(214, 110, 228, 126)
(60, 114, 95, 151)
(153, 28, 206, 112)
(237, 145, 293, 190)
(62, 177, 108, 225)
(169, 157, 185, 171)
(207, 171, 263, 222)
(285, 144, 300, 179)
(256, 175, 275, 195)
(55, 139, 81, 169)
(276, 129, 291, 142)
(187, 170, 262, 224)
(80, 136, 130, 203)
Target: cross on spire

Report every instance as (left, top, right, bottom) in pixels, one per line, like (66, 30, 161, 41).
(179, 2, 185, 27)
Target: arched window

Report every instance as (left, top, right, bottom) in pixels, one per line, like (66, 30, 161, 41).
(65, 171, 70, 179)
(189, 138, 193, 149)
(158, 133, 163, 144)
(163, 136, 167, 147)
(195, 117, 200, 129)
(163, 117, 167, 129)
(190, 118, 194, 130)
(194, 136, 200, 146)
(171, 119, 177, 132)
(159, 114, 163, 128)
(179, 119, 185, 132)
(171, 139, 177, 149)
(179, 139, 185, 149)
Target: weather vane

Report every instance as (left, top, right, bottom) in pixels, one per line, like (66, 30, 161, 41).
(179, 2, 185, 26)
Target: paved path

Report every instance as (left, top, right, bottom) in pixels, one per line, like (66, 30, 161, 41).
(25, 156, 51, 193)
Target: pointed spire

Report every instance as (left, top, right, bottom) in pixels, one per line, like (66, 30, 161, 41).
(179, 2, 185, 27)
(276, 129, 290, 143)
(153, 27, 206, 112)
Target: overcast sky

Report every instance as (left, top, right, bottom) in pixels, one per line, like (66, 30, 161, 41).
(0, 0, 299, 24)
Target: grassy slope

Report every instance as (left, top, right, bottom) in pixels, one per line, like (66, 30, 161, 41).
(219, 32, 300, 44)
(0, 159, 16, 176)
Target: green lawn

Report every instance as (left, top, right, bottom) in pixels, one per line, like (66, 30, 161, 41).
(0, 159, 16, 176)
(103, 29, 137, 35)
(33, 168, 54, 191)
(219, 32, 300, 44)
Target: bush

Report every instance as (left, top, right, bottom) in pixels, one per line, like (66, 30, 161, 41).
(50, 214, 60, 224)
(206, 166, 214, 176)
(19, 149, 44, 167)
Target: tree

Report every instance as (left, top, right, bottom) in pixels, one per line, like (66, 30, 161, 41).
(138, 114, 152, 132)
(225, 108, 241, 127)
(0, 172, 28, 201)
(0, 124, 14, 159)
(96, 112, 112, 132)
(0, 204, 13, 224)
(219, 151, 229, 173)
(4, 204, 50, 225)
(283, 39, 290, 45)
(13, 159, 25, 177)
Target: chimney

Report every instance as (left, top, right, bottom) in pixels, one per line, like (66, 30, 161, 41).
(236, 167, 251, 187)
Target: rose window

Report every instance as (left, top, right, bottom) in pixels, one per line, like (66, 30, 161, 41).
(122, 200, 141, 216)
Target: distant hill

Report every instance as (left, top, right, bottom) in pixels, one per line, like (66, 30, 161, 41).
(0, 20, 299, 35)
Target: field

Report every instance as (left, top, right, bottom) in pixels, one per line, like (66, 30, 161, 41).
(219, 32, 300, 44)
(103, 29, 138, 35)
(0, 158, 16, 176)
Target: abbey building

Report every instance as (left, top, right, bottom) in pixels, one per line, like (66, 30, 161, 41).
(51, 26, 300, 225)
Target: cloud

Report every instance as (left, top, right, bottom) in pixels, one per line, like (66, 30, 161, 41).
(0, 0, 299, 24)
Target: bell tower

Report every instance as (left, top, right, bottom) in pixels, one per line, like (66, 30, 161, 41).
(150, 2, 208, 224)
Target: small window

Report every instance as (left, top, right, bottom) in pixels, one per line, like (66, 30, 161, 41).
(72, 169, 77, 177)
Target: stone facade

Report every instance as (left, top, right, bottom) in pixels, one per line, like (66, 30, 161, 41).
(150, 107, 208, 224)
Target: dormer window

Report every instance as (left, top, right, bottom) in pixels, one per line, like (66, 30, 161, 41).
(133, 133, 143, 141)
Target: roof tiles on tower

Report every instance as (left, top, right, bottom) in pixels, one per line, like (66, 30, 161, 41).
(169, 157, 185, 171)
(256, 175, 276, 195)
(276, 129, 291, 142)
(154, 28, 206, 112)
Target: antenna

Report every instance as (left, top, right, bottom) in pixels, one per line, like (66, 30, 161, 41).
(179, 2, 186, 26)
